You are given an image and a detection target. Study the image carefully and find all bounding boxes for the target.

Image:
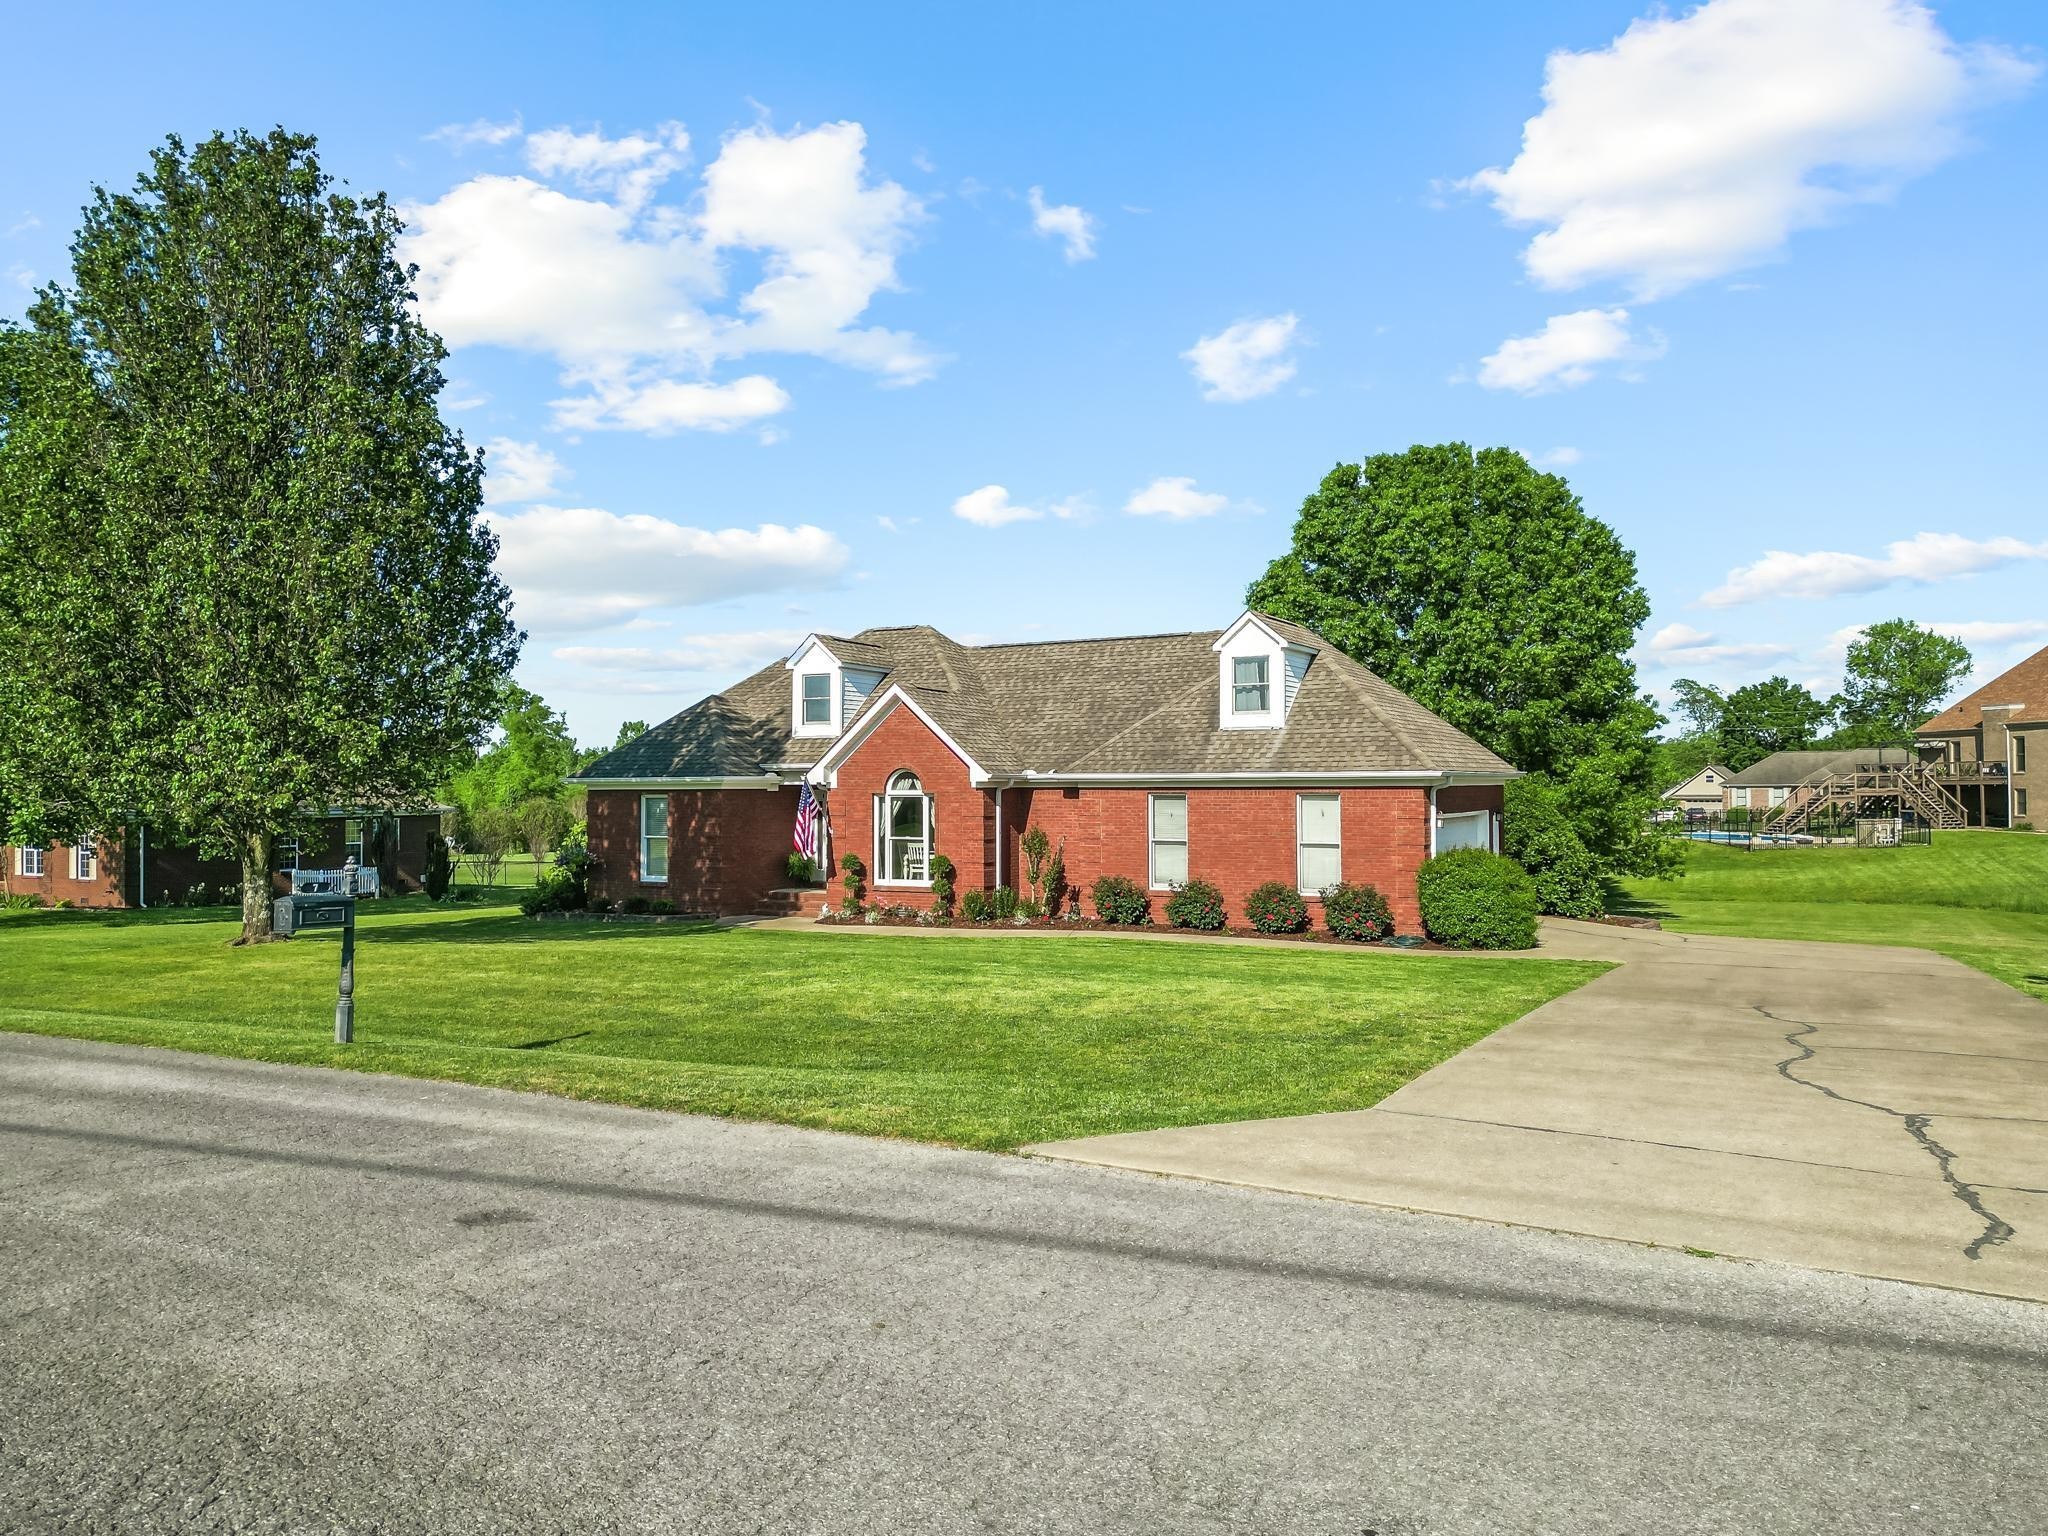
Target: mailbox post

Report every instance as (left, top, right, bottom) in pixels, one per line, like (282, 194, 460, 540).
(271, 859, 359, 1044)
(335, 857, 358, 1044)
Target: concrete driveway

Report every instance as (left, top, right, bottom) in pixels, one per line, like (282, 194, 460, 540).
(1029, 921, 2048, 1301)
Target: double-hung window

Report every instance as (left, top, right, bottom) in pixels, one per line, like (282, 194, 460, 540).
(800, 673, 832, 728)
(640, 794, 670, 882)
(2015, 735, 2028, 774)
(1297, 794, 1341, 894)
(2017, 788, 2029, 819)
(72, 841, 96, 881)
(1232, 655, 1270, 713)
(1768, 787, 1788, 807)
(276, 837, 300, 873)
(1149, 795, 1188, 888)
(18, 846, 43, 878)
(344, 818, 365, 868)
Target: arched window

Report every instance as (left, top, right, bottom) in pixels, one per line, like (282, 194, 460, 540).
(883, 770, 930, 882)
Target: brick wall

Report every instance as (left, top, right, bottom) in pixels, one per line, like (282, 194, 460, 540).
(2, 836, 124, 908)
(587, 785, 800, 914)
(828, 707, 991, 899)
(1001, 784, 1433, 932)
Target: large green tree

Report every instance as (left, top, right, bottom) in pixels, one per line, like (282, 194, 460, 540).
(1717, 676, 1832, 770)
(1832, 619, 1972, 747)
(447, 684, 581, 858)
(1247, 446, 1670, 876)
(0, 130, 519, 940)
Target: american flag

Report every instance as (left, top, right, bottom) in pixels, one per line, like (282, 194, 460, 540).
(793, 782, 819, 859)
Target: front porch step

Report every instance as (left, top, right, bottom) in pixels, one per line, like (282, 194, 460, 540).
(755, 886, 831, 918)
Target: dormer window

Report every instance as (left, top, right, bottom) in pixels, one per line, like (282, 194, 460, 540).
(1213, 611, 1316, 730)
(800, 673, 832, 727)
(1233, 656, 1270, 714)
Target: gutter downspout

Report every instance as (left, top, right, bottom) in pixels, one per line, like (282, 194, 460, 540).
(1427, 784, 1439, 858)
(137, 823, 147, 909)
(994, 789, 1004, 891)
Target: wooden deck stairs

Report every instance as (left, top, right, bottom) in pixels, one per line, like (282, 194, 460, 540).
(1766, 761, 1967, 835)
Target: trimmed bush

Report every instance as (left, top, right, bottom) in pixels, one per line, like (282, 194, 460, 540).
(649, 898, 677, 916)
(960, 889, 993, 924)
(518, 889, 548, 917)
(1164, 879, 1226, 930)
(839, 852, 864, 914)
(1090, 874, 1151, 925)
(585, 896, 615, 915)
(1244, 880, 1309, 935)
(990, 884, 1018, 921)
(929, 853, 955, 918)
(1322, 882, 1394, 942)
(1416, 849, 1539, 950)
(620, 895, 652, 916)
(1502, 776, 1604, 919)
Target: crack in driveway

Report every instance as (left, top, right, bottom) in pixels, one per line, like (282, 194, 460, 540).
(1762, 1005, 2016, 1261)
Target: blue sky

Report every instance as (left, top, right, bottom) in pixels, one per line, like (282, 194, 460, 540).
(5, 0, 2045, 746)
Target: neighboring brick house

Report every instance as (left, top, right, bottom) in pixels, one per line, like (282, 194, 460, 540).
(572, 611, 1515, 929)
(1915, 642, 2047, 828)
(1, 810, 445, 909)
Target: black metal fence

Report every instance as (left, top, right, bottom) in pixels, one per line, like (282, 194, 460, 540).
(1657, 808, 1932, 848)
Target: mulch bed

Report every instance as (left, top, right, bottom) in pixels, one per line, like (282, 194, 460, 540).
(814, 911, 1472, 950)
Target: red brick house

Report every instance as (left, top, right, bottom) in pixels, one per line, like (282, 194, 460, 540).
(2, 810, 445, 909)
(574, 612, 1514, 931)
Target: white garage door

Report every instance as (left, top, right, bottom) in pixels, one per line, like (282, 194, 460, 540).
(1436, 810, 1493, 853)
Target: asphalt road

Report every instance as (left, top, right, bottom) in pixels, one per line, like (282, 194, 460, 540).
(4, 1033, 2046, 1535)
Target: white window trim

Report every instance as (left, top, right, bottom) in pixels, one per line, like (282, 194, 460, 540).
(1296, 793, 1342, 895)
(799, 672, 834, 729)
(18, 846, 44, 878)
(639, 793, 670, 884)
(72, 841, 97, 881)
(1219, 642, 1283, 730)
(788, 639, 843, 739)
(875, 772, 933, 887)
(276, 837, 300, 874)
(1148, 793, 1188, 891)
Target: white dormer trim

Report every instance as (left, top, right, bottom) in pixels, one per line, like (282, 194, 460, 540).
(1213, 611, 1318, 731)
(785, 636, 843, 738)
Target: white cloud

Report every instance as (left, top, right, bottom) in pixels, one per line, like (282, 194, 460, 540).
(951, 485, 1043, 528)
(486, 506, 849, 630)
(1478, 308, 1664, 393)
(4, 213, 39, 238)
(1642, 621, 1794, 666)
(427, 115, 524, 150)
(552, 630, 808, 676)
(1182, 314, 1302, 402)
(1027, 187, 1098, 262)
(1124, 476, 1230, 520)
(6, 263, 33, 293)
(1533, 446, 1583, 468)
(550, 373, 790, 435)
(1931, 619, 2048, 647)
(400, 117, 936, 437)
(1463, 0, 2038, 300)
(1701, 532, 2048, 607)
(526, 122, 690, 212)
(482, 438, 567, 504)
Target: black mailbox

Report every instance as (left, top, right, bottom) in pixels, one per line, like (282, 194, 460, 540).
(273, 892, 354, 937)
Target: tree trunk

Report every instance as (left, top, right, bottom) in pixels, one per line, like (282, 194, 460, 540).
(237, 829, 274, 943)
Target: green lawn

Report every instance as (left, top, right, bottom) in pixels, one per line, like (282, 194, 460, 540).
(0, 901, 1605, 1149)
(1614, 830, 2048, 1003)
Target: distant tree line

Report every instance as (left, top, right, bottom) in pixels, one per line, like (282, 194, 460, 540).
(1657, 620, 1972, 783)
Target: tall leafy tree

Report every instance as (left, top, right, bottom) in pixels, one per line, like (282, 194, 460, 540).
(1717, 677, 1833, 770)
(1247, 446, 1670, 875)
(1832, 619, 1972, 746)
(0, 130, 519, 940)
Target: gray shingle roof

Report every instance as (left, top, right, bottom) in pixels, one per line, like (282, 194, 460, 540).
(574, 614, 1513, 782)
(1724, 747, 1914, 787)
